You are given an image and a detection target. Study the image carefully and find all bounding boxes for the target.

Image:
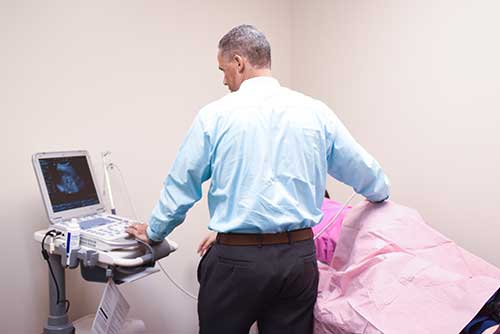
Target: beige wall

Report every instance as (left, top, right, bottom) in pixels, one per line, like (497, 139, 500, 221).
(2, 0, 499, 333)
(0, 1, 292, 333)
(292, 0, 500, 267)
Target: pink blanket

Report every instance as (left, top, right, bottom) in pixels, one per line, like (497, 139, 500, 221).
(314, 200, 500, 334)
(313, 198, 351, 264)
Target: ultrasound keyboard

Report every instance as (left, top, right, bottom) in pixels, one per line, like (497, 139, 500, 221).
(78, 216, 130, 241)
(58, 215, 136, 251)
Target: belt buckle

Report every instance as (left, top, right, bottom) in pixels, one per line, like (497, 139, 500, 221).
(257, 234, 264, 247)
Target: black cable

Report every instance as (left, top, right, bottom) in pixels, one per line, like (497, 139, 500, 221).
(41, 231, 60, 303)
(64, 299, 70, 313)
(41, 230, 71, 313)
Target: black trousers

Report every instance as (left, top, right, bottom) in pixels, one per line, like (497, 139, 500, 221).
(197, 238, 319, 334)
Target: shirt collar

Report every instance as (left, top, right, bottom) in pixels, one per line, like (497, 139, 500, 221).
(238, 76, 280, 92)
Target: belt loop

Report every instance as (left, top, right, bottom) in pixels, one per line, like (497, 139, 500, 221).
(216, 233, 221, 244)
(257, 234, 263, 248)
(287, 231, 293, 245)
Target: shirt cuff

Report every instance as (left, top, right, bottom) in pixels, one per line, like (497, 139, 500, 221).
(146, 224, 165, 243)
(369, 195, 389, 204)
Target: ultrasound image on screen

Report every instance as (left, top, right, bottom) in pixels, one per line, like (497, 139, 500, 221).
(39, 156, 100, 212)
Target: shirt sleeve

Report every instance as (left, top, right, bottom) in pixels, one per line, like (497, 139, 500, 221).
(325, 108, 390, 202)
(147, 113, 212, 242)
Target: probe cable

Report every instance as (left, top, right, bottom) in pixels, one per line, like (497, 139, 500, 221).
(313, 192, 356, 240)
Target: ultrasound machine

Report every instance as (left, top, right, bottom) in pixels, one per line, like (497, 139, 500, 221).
(34, 151, 143, 251)
(32, 150, 177, 334)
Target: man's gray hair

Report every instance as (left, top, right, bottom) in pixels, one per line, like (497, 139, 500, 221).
(218, 24, 271, 69)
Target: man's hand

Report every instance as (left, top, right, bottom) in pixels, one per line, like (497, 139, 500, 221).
(197, 231, 217, 256)
(126, 223, 151, 244)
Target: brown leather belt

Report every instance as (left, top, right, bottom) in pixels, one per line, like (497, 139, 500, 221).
(216, 228, 313, 246)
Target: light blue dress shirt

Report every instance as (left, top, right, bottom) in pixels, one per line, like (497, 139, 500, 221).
(147, 77, 390, 241)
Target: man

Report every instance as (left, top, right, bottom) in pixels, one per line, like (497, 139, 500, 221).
(127, 24, 390, 334)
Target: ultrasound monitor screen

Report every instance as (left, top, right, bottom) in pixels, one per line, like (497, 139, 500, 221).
(39, 156, 100, 212)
